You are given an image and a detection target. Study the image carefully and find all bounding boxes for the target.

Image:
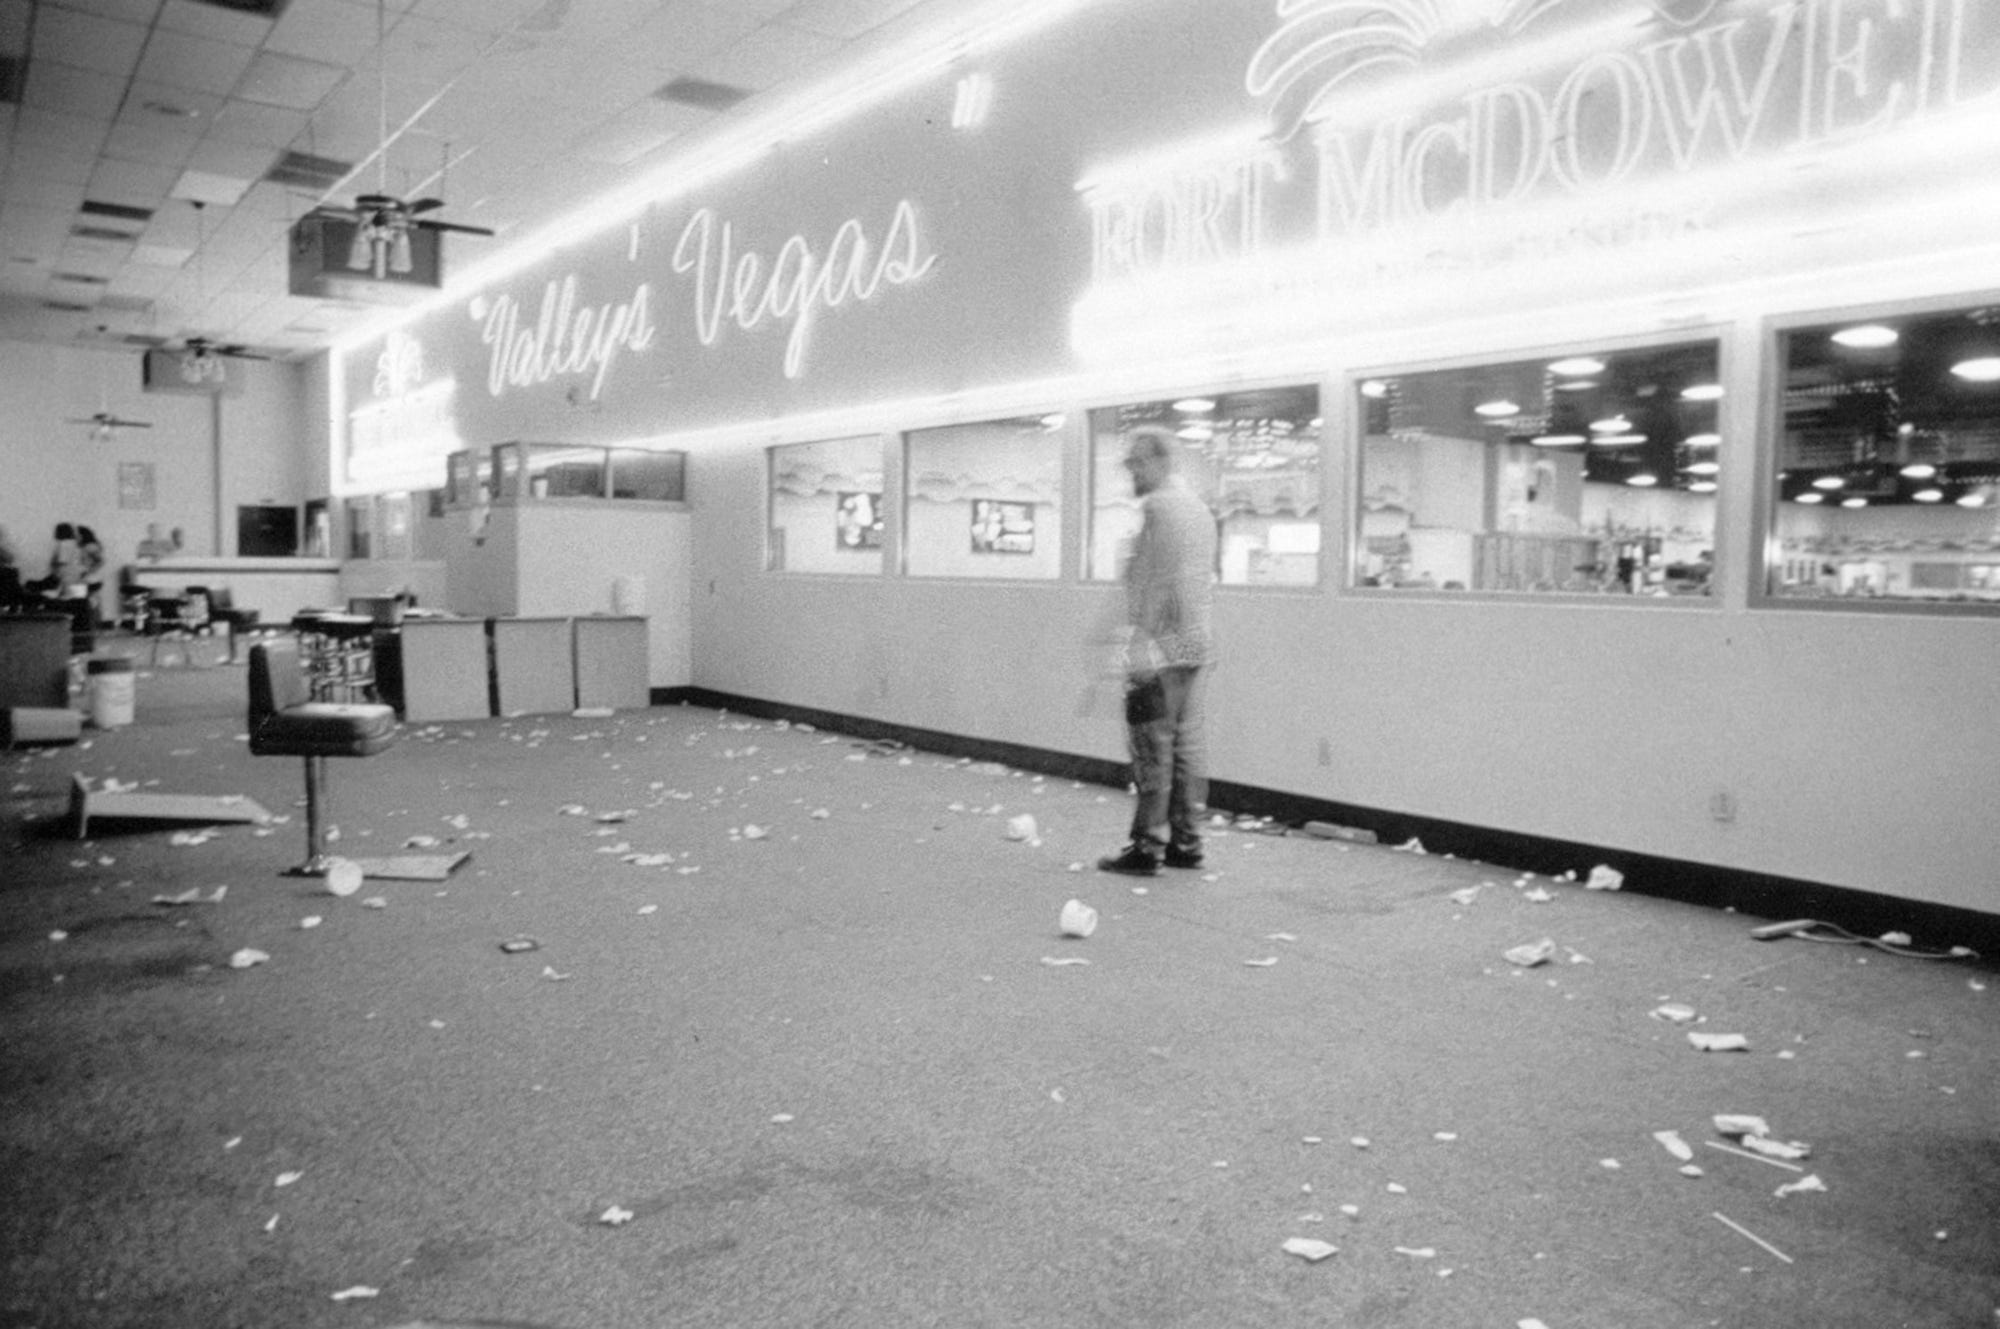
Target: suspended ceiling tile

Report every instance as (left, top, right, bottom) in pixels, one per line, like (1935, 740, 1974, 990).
(117, 79, 225, 126)
(692, 21, 838, 92)
(264, 0, 386, 65)
(0, 200, 73, 243)
(0, 0, 30, 50)
(22, 59, 126, 120)
(29, 7, 148, 79)
(236, 50, 349, 110)
(33, 0, 158, 24)
(172, 167, 256, 205)
(705, 0, 809, 23)
(134, 27, 258, 98)
(129, 241, 193, 268)
(102, 119, 202, 170)
(624, 2, 761, 69)
(157, 0, 281, 45)
(209, 97, 309, 147)
(7, 142, 96, 188)
(412, 0, 565, 33)
(785, 0, 925, 40)
(87, 156, 180, 205)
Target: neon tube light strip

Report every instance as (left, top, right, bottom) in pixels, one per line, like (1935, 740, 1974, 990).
(331, 0, 1096, 356)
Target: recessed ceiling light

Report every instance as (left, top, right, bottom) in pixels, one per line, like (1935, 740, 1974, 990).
(1685, 460, 1720, 475)
(1688, 480, 1717, 493)
(1590, 415, 1631, 433)
(1812, 475, 1846, 490)
(1359, 380, 1389, 399)
(1173, 398, 1215, 414)
(1176, 424, 1212, 441)
(1549, 356, 1604, 376)
(1684, 432, 1720, 448)
(1840, 496, 1868, 508)
(1680, 383, 1724, 401)
(1831, 324, 1898, 348)
(1626, 473, 1658, 487)
(1958, 491, 1990, 507)
(1900, 462, 1936, 478)
(1912, 487, 1944, 502)
(1474, 399, 1520, 418)
(1950, 356, 2000, 382)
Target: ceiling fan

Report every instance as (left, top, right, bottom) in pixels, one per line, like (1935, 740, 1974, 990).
(65, 410, 153, 442)
(167, 334, 272, 384)
(307, 0, 494, 280)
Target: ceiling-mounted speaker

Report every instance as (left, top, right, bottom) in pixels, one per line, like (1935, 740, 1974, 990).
(289, 214, 441, 303)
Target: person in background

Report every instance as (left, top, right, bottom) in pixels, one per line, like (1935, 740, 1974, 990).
(1097, 426, 1218, 876)
(0, 525, 23, 608)
(75, 525, 107, 623)
(42, 523, 84, 601)
(136, 523, 174, 561)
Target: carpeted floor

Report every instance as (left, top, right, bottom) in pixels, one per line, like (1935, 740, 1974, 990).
(2, 638, 1995, 1329)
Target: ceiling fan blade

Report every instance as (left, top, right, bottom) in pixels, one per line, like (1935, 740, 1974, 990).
(415, 218, 497, 236)
(406, 197, 445, 215)
(218, 347, 272, 361)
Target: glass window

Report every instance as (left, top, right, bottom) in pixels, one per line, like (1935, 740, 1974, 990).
(769, 436, 885, 575)
(343, 496, 373, 560)
(1355, 341, 1721, 594)
(1772, 305, 2000, 605)
(610, 448, 686, 502)
(905, 415, 1065, 580)
(524, 445, 608, 498)
(1088, 385, 1321, 586)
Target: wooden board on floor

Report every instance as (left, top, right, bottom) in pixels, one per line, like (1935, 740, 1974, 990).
(70, 774, 270, 839)
(344, 852, 471, 881)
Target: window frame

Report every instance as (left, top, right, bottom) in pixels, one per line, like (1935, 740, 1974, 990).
(1752, 291, 2000, 618)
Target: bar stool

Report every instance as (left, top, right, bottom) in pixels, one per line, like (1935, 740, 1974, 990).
(248, 640, 397, 877)
(290, 610, 378, 701)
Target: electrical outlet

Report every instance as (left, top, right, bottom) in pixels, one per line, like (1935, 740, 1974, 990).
(1710, 790, 1736, 822)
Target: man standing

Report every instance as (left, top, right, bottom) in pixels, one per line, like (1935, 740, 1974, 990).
(1098, 427, 1216, 876)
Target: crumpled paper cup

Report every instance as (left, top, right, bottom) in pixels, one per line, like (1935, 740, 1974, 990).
(1059, 899, 1098, 938)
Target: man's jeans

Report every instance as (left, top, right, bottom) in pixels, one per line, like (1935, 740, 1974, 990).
(1126, 665, 1206, 847)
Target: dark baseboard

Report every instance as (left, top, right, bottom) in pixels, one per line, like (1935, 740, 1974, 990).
(653, 686, 2000, 959)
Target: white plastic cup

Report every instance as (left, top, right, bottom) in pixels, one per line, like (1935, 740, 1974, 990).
(86, 657, 135, 728)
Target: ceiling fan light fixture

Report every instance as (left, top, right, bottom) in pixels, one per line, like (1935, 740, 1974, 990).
(388, 227, 413, 275)
(346, 223, 374, 272)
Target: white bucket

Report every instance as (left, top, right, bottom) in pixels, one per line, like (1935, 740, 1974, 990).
(86, 657, 135, 728)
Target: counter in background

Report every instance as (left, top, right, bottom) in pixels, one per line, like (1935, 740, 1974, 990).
(127, 558, 341, 624)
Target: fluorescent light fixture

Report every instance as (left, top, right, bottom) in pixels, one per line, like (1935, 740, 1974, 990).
(1811, 475, 1846, 490)
(1950, 356, 2000, 382)
(1359, 380, 1389, 399)
(1900, 462, 1936, 478)
(1680, 383, 1724, 401)
(1685, 432, 1721, 448)
(1840, 496, 1868, 508)
(1592, 432, 1647, 446)
(1959, 491, 1990, 507)
(1548, 357, 1605, 376)
(1553, 379, 1596, 392)
(1688, 480, 1717, 493)
(1039, 413, 1066, 431)
(1474, 399, 1520, 418)
(1684, 460, 1719, 475)
(1626, 473, 1657, 487)
(1912, 487, 1944, 502)
(1176, 424, 1213, 441)
(1796, 492, 1824, 504)
(1530, 433, 1586, 447)
(1590, 415, 1631, 433)
(1831, 324, 1898, 348)
(1173, 398, 1216, 414)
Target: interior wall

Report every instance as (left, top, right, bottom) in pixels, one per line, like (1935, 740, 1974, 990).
(688, 429, 1998, 920)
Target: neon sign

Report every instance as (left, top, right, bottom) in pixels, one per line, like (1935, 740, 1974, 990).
(671, 198, 937, 379)
(475, 273, 657, 401)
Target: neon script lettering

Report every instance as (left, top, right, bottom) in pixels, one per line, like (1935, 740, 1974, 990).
(672, 199, 936, 379)
(478, 274, 656, 400)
